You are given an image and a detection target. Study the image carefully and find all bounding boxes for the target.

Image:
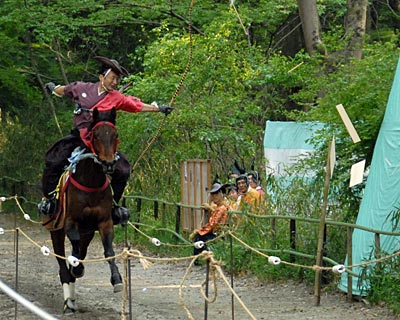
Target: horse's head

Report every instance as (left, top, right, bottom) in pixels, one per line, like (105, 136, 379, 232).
(90, 108, 120, 174)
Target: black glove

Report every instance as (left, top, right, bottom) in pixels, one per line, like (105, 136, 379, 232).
(158, 105, 174, 116)
(44, 82, 56, 94)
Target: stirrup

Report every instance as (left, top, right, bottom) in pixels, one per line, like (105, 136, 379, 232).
(112, 205, 130, 226)
(38, 197, 58, 217)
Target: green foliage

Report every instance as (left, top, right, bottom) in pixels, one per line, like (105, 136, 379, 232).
(288, 40, 400, 221)
(364, 255, 400, 314)
(1, 0, 400, 314)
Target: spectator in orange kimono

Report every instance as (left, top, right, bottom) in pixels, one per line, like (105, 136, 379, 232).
(189, 183, 229, 259)
(236, 174, 261, 213)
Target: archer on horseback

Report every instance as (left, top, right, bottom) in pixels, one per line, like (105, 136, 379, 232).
(38, 56, 173, 224)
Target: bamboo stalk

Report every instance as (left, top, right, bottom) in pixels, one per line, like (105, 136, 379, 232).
(314, 140, 332, 306)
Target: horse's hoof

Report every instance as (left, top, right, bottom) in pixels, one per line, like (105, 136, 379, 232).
(113, 282, 124, 293)
(111, 273, 123, 293)
(63, 298, 77, 315)
(70, 264, 85, 278)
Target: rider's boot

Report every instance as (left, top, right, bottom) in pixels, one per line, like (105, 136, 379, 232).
(111, 205, 130, 226)
(37, 195, 59, 217)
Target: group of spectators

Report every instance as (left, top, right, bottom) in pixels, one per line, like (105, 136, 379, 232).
(189, 171, 267, 263)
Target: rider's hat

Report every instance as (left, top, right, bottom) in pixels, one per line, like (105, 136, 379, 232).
(94, 56, 129, 77)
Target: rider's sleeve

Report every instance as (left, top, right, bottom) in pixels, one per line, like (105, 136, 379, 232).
(113, 92, 144, 113)
(91, 90, 144, 113)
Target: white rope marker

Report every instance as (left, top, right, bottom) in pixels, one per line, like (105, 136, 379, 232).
(67, 256, 80, 267)
(332, 264, 346, 274)
(268, 256, 281, 265)
(41, 246, 50, 256)
(194, 241, 205, 249)
(151, 238, 161, 246)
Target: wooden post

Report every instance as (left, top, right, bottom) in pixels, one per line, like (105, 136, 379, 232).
(204, 259, 210, 320)
(154, 201, 159, 220)
(135, 198, 142, 232)
(230, 234, 235, 320)
(290, 219, 296, 262)
(271, 217, 277, 249)
(161, 202, 166, 228)
(314, 140, 333, 306)
(347, 226, 353, 302)
(375, 233, 381, 271)
(14, 228, 19, 317)
(175, 205, 181, 235)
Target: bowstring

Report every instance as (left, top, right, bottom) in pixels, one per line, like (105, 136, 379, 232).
(130, 0, 194, 174)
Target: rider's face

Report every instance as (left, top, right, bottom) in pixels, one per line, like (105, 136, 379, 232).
(100, 70, 121, 91)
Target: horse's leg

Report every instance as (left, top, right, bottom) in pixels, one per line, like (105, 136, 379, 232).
(66, 223, 85, 278)
(78, 231, 95, 261)
(50, 229, 77, 314)
(98, 223, 123, 293)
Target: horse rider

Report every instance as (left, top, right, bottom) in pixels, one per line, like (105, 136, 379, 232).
(38, 56, 173, 224)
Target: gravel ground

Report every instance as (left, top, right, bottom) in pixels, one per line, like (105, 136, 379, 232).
(0, 211, 397, 320)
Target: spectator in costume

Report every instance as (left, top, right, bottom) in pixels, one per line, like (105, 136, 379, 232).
(189, 183, 229, 262)
(248, 171, 266, 197)
(236, 174, 261, 212)
(227, 185, 240, 211)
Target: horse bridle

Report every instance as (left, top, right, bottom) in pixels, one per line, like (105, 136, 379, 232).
(90, 121, 120, 174)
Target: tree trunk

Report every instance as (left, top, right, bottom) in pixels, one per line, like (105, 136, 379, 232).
(345, 0, 368, 60)
(298, 0, 326, 56)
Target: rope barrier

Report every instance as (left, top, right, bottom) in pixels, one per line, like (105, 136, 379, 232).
(4, 197, 400, 319)
(2, 194, 400, 272)
(4, 192, 400, 320)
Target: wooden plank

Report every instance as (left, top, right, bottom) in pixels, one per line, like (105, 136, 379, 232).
(180, 160, 211, 232)
(336, 104, 361, 143)
(329, 136, 336, 178)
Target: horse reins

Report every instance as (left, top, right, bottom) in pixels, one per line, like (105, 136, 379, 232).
(87, 121, 120, 155)
(67, 121, 118, 193)
(130, 0, 194, 174)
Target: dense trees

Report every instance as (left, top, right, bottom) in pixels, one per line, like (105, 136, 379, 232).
(0, 0, 399, 207)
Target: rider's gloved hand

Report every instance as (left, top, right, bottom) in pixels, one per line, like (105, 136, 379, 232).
(158, 105, 174, 116)
(45, 82, 56, 94)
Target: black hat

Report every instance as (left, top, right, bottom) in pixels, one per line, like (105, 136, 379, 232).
(209, 183, 229, 194)
(248, 171, 260, 183)
(94, 56, 129, 77)
(232, 160, 246, 175)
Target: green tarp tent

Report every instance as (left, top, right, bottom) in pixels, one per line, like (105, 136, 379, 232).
(264, 121, 324, 178)
(338, 57, 400, 295)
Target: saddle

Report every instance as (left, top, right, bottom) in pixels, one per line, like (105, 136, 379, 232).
(42, 172, 69, 231)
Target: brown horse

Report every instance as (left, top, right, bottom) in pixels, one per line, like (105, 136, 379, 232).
(50, 107, 123, 314)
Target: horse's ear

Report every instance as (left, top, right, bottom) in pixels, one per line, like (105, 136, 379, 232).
(92, 107, 99, 123)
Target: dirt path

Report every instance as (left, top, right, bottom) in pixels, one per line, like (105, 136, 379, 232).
(0, 211, 397, 320)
